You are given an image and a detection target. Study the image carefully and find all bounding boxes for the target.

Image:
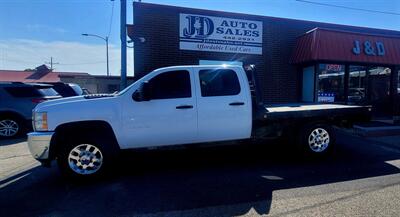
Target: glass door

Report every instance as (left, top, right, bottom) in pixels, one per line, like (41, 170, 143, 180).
(367, 66, 392, 116)
(348, 65, 367, 105)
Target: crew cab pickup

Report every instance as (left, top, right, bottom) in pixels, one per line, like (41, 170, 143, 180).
(28, 65, 371, 178)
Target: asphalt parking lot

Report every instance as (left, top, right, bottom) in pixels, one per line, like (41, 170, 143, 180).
(1, 131, 400, 217)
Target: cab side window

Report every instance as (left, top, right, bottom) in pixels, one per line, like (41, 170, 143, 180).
(199, 69, 241, 97)
(150, 70, 191, 99)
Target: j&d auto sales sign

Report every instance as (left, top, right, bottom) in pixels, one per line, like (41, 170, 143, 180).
(179, 13, 263, 55)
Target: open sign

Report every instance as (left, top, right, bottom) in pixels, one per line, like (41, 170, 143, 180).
(326, 64, 342, 71)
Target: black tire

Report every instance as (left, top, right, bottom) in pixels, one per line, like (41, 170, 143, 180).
(0, 115, 25, 139)
(297, 123, 336, 157)
(57, 135, 117, 179)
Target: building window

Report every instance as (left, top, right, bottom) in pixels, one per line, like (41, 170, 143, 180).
(348, 65, 367, 104)
(150, 70, 191, 99)
(317, 64, 345, 103)
(368, 67, 391, 102)
(199, 69, 241, 97)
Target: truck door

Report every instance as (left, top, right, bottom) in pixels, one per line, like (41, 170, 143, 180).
(122, 68, 198, 148)
(193, 67, 252, 143)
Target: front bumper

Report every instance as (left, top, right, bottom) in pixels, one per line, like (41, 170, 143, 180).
(27, 132, 54, 160)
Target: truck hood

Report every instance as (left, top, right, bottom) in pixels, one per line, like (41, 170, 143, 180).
(34, 94, 116, 112)
(33, 94, 120, 131)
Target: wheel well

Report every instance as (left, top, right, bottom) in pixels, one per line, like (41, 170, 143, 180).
(50, 120, 120, 160)
(298, 119, 332, 127)
(281, 118, 333, 140)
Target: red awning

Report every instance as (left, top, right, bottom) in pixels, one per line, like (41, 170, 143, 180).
(0, 70, 89, 83)
(290, 28, 400, 65)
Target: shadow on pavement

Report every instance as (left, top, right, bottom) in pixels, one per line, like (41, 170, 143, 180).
(0, 137, 26, 146)
(1, 131, 400, 217)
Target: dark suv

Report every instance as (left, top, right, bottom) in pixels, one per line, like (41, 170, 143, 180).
(0, 82, 60, 138)
(43, 82, 87, 97)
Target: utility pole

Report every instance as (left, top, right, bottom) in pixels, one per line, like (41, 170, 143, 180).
(45, 57, 59, 71)
(120, 0, 127, 90)
(106, 36, 109, 76)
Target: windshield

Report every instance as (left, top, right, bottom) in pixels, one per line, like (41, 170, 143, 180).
(117, 74, 149, 96)
(116, 84, 132, 96)
(37, 87, 60, 96)
(69, 84, 83, 95)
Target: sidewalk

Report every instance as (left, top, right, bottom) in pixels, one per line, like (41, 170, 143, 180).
(0, 139, 39, 182)
(338, 127, 400, 151)
(368, 135, 400, 149)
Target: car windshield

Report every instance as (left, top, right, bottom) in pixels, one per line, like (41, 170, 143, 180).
(68, 84, 83, 95)
(117, 75, 147, 96)
(36, 87, 60, 96)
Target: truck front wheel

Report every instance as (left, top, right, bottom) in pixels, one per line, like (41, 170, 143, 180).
(298, 123, 336, 156)
(57, 139, 110, 178)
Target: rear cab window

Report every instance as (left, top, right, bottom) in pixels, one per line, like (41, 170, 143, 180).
(199, 69, 241, 97)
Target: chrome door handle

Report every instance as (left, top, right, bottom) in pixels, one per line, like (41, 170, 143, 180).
(176, 105, 193, 109)
(229, 102, 245, 106)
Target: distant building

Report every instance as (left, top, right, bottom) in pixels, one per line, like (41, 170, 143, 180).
(0, 65, 135, 93)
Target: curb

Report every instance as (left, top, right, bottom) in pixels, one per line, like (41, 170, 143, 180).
(336, 128, 400, 153)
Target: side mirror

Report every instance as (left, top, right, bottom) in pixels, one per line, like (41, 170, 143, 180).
(132, 81, 151, 101)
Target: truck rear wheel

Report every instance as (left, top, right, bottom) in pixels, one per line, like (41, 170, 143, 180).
(57, 138, 113, 179)
(298, 123, 336, 157)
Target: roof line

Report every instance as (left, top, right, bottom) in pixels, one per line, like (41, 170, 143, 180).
(303, 27, 400, 39)
(134, 2, 400, 35)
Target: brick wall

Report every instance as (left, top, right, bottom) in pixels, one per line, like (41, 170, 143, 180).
(132, 2, 400, 103)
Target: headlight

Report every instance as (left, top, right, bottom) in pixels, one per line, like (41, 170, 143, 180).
(34, 112, 48, 131)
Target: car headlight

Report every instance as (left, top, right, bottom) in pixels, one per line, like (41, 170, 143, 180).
(34, 112, 48, 131)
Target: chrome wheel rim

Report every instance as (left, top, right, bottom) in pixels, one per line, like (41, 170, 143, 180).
(68, 144, 103, 175)
(308, 128, 330, 153)
(0, 119, 19, 137)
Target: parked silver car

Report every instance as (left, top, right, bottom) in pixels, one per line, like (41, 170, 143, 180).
(42, 82, 88, 97)
(0, 82, 60, 138)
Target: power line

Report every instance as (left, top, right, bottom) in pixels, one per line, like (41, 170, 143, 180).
(58, 59, 117, 65)
(107, 0, 115, 38)
(295, 0, 400, 16)
(2, 58, 41, 64)
(3, 58, 116, 66)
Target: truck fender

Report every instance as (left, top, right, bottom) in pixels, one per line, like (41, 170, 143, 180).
(49, 120, 120, 160)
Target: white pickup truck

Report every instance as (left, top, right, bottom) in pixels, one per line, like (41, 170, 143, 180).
(28, 65, 371, 178)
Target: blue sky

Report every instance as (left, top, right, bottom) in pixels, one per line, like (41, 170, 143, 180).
(0, 0, 399, 75)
